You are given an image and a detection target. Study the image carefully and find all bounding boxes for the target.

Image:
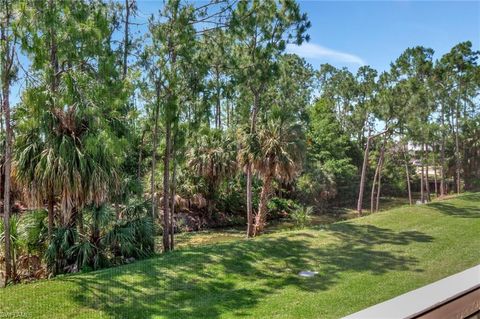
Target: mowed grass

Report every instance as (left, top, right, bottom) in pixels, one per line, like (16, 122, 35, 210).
(1, 193, 479, 319)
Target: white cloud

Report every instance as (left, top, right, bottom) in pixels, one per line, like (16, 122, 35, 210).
(286, 42, 366, 66)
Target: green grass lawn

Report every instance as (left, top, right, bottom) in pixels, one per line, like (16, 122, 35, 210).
(1, 193, 479, 319)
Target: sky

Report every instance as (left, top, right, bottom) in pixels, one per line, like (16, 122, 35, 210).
(134, 0, 480, 72)
(9, 0, 480, 104)
(287, 0, 480, 72)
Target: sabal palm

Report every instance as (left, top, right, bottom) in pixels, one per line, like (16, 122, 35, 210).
(253, 119, 305, 235)
(187, 129, 237, 210)
(15, 74, 118, 228)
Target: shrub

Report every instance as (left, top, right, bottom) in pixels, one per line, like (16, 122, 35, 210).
(267, 197, 300, 220)
(290, 206, 313, 229)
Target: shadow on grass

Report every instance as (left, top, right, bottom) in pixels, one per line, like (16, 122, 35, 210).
(429, 193, 480, 218)
(64, 223, 433, 318)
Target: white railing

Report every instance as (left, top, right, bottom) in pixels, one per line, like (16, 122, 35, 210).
(342, 264, 480, 319)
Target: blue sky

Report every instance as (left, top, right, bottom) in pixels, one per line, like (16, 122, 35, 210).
(10, 1, 480, 104)
(135, 0, 479, 72)
(287, 1, 479, 72)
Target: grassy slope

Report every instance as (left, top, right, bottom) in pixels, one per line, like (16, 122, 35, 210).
(1, 193, 479, 319)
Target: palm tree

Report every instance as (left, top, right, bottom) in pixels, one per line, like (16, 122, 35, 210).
(187, 128, 237, 213)
(15, 73, 119, 232)
(253, 119, 305, 235)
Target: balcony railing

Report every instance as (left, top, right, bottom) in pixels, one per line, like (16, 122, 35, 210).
(343, 264, 480, 319)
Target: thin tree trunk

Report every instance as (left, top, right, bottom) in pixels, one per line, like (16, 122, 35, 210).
(254, 172, 273, 236)
(137, 129, 146, 179)
(403, 143, 413, 205)
(1, 3, 14, 285)
(1, 82, 12, 287)
(440, 105, 446, 196)
(169, 144, 177, 251)
(151, 85, 160, 219)
(425, 144, 431, 202)
(48, 0, 59, 234)
(433, 144, 438, 196)
(455, 101, 461, 194)
(370, 154, 381, 214)
(162, 122, 171, 252)
(215, 65, 221, 129)
(48, 193, 54, 240)
(420, 142, 425, 204)
(357, 133, 371, 215)
(246, 166, 254, 237)
(122, 0, 130, 79)
(226, 100, 230, 128)
(375, 148, 385, 212)
(11, 249, 16, 283)
(246, 92, 259, 237)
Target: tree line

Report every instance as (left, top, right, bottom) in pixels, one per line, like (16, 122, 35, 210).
(0, 0, 478, 285)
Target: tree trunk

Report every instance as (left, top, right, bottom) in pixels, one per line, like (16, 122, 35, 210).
(48, 192, 54, 240)
(246, 165, 254, 237)
(137, 129, 146, 179)
(1, 79, 12, 287)
(1, 3, 14, 285)
(432, 144, 438, 196)
(246, 92, 259, 237)
(375, 148, 385, 212)
(403, 143, 412, 205)
(162, 122, 171, 252)
(357, 134, 371, 215)
(226, 100, 230, 128)
(440, 102, 446, 196)
(455, 101, 461, 194)
(370, 154, 381, 214)
(122, 0, 130, 79)
(420, 143, 425, 204)
(11, 249, 17, 283)
(169, 144, 177, 251)
(151, 85, 160, 219)
(215, 65, 221, 129)
(48, 0, 59, 233)
(254, 171, 273, 236)
(425, 144, 431, 202)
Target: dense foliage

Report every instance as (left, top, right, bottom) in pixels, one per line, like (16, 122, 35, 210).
(0, 0, 478, 285)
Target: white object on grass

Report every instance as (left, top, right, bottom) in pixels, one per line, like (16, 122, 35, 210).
(298, 270, 318, 277)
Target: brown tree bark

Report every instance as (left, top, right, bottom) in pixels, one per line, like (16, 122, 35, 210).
(440, 102, 446, 196)
(455, 101, 461, 194)
(370, 153, 381, 214)
(151, 83, 160, 219)
(162, 122, 171, 252)
(47, 0, 59, 235)
(1, 2, 14, 285)
(420, 143, 425, 204)
(122, 0, 131, 79)
(375, 148, 385, 212)
(254, 170, 273, 236)
(137, 129, 146, 179)
(425, 144, 431, 202)
(403, 143, 413, 205)
(357, 135, 371, 215)
(246, 92, 259, 237)
(357, 128, 389, 214)
(215, 65, 221, 129)
(432, 144, 438, 196)
(169, 141, 177, 251)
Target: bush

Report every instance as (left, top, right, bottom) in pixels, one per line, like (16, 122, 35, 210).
(290, 206, 313, 229)
(46, 199, 155, 274)
(267, 197, 300, 220)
